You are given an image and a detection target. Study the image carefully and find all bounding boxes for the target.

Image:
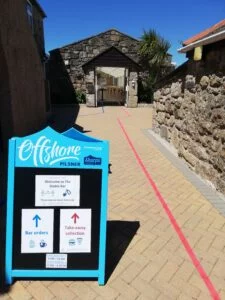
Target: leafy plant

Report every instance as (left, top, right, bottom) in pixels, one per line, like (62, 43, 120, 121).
(138, 76, 154, 103)
(75, 90, 86, 104)
(138, 29, 172, 102)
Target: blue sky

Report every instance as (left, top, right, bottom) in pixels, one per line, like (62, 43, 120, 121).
(39, 0, 225, 67)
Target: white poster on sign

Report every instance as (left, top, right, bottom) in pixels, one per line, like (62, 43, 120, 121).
(35, 175, 80, 207)
(60, 209, 91, 253)
(21, 209, 54, 253)
(46, 254, 68, 269)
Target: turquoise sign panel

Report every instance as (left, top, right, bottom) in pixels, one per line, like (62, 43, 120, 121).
(5, 127, 109, 285)
(15, 127, 107, 169)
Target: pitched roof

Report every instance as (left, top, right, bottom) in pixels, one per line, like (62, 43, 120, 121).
(50, 29, 140, 51)
(183, 19, 225, 46)
(82, 46, 141, 68)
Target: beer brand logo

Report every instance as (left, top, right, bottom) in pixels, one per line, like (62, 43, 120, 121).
(84, 155, 102, 165)
(18, 136, 81, 167)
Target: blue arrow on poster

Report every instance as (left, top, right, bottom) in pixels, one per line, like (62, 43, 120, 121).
(32, 214, 41, 228)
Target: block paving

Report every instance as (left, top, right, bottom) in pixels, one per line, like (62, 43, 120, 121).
(1, 105, 225, 299)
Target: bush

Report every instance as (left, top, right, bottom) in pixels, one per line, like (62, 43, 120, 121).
(138, 77, 154, 103)
(75, 90, 86, 104)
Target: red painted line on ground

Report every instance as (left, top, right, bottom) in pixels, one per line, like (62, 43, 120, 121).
(117, 117, 220, 300)
(121, 107, 131, 117)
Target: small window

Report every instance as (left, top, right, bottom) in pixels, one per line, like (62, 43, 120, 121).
(26, 1, 33, 31)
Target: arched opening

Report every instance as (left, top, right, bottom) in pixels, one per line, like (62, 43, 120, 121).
(83, 47, 140, 108)
(95, 67, 127, 105)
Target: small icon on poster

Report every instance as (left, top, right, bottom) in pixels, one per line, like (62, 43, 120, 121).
(69, 239, 76, 246)
(77, 238, 83, 245)
(63, 189, 71, 197)
(41, 190, 55, 197)
(40, 240, 47, 248)
(29, 240, 35, 248)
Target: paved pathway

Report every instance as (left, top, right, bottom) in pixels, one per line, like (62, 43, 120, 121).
(1, 105, 225, 299)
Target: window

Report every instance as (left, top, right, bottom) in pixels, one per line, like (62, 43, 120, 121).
(26, 1, 33, 31)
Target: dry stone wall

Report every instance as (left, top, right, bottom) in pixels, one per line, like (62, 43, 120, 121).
(154, 66, 225, 194)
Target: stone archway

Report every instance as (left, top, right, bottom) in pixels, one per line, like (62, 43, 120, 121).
(83, 46, 140, 108)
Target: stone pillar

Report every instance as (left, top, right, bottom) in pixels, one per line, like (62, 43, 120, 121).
(127, 71, 138, 107)
(85, 70, 95, 107)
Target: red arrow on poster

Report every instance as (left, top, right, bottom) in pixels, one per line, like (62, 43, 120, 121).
(71, 212, 79, 224)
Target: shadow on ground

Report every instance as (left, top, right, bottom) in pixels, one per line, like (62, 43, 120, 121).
(0, 103, 89, 293)
(48, 104, 82, 133)
(0, 106, 137, 289)
(0, 220, 139, 291)
(105, 220, 140, 283)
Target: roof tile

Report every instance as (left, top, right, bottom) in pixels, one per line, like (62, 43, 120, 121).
(183, 19, 225, 45)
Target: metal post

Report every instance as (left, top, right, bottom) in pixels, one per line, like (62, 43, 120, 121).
(100, 88, 104, 113)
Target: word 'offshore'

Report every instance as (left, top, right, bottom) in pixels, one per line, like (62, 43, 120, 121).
(18, 136, 81, 166)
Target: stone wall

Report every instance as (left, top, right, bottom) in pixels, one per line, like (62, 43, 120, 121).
(48, 29, 140, 106)
(50, 29, 140, 89)
(153, 41, 225, 194)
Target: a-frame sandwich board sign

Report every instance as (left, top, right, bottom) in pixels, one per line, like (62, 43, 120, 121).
(5, 126, 109, 285)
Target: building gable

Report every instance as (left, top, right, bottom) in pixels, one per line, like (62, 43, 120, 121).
(54, 29, 139, 50)
(50, 29, 140, 71)
(82, 46, 141, 71)
(48, 29, 141, 106)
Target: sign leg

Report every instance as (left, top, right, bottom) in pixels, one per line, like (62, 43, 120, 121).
(5, 273, 13, 285)
(98, 272, 105, 286)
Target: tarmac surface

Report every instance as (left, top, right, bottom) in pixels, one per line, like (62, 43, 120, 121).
(1, 105, 225, 299)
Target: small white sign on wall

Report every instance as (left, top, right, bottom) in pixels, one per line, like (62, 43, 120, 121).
(21, 209, 54, 253)
(35, 175, 80, 207)
(60, 209, 91, 253)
